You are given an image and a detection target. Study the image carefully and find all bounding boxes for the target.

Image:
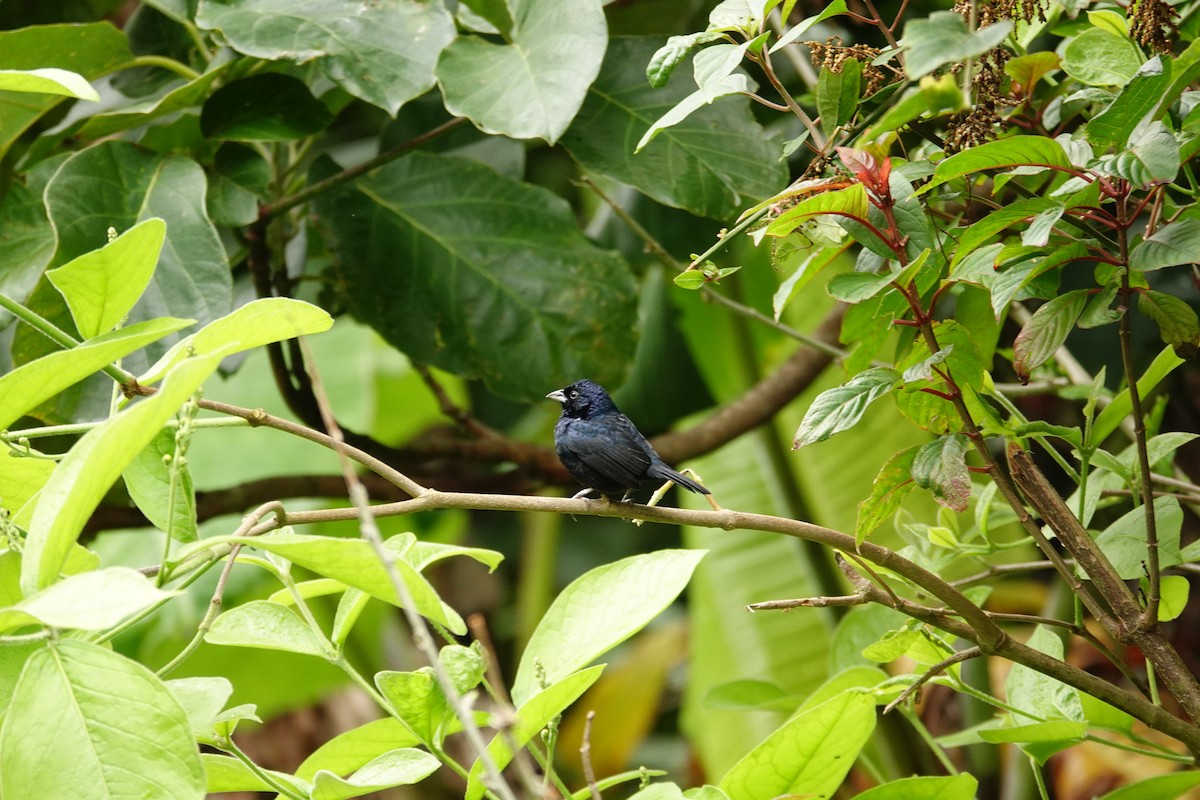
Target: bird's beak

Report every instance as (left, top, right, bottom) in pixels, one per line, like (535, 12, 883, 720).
(546, 389, 567, 403)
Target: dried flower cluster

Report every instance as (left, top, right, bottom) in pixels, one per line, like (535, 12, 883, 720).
(1130, 0, 1177, 53)
(803, 37, 890, 95)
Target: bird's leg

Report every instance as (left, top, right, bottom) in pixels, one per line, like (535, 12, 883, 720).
(571, 487, 598, 500)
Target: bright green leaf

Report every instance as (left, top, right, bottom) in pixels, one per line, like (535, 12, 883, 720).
(901, 12, 1013, 80)
(1130, 217, 1200, 272)
(793, 367, 899, 448)
(1095, 496, 1183, 580)
(1087, 56, 1168, 149)
(765, 184, 869, 237)
(854, 775, 978, 800)
(0, 567, 176, 633)
(1013, 290, 1088, 381)
(1062, 27, 1143, 86)
(311, 748, 440, 800)
(0, 68, 98, 101)
(206, 600, 331, 658)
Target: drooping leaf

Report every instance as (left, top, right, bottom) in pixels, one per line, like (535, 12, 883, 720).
(437, 0, 606, 143)
(312, 152, 638, 401)
(636, 41, 756, 151)
(562, 37, 785, 219)
(911, 434, 972, 512)
(1137, 290, 1200, 358)
(0, 641, 204, 799)
(1130, 217, 1200, 272)
(817, 59, 861, 138)
(196, 0, 454, 115)
(793, 367, 900, 448)
(200, 73, 333, 141)
(1012, 290, 1088, 381)
(646, 31, 726, 87)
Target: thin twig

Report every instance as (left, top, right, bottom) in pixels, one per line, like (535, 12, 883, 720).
(748, 594, 866, 611)
(581, 711, 602, 800)
(884, 647, 982, 713)
(414, 364, 499, 439)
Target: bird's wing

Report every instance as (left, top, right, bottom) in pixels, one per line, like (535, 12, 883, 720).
(560, 414, 653, 488)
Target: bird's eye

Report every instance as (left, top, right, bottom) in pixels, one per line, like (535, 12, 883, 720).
(569, 390, 579, 399)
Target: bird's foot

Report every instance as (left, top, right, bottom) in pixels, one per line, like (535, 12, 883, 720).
(571, 487, 598, 500)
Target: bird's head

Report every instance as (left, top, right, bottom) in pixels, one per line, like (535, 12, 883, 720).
(546, 379, 617, 419)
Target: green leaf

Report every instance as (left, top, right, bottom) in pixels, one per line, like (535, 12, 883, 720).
(1101, 120, 1180, 185)
(465, 666, 605, 800)
(76, 68, 227, 139)
(202, 753, 310, 795)
(437, 0, 606, 143)
(140, 297, 333, 384)
(1130, 217, 1200, 272)
(826, 270, 897, 303)
(0, 567, 176, 633)
(313, 151, 638, 401)
(1012, 290, 1088, 382)
(296, 719, 422, 782)
(911, 434, 971, 512)
(240, 531, 466, 634)
(920, 136, 1073, 195)
(46, 218, 165, 339)
(985, 242, 1089, 319)
(1138, 290, 1200, 358)
(646, 31, 726, 87)
(1095, 496, 1183, 580)
(562, 37, 786, 220)
(375, 669, 448, 745)
(1061, 27, 1143, 86)
(21, 352, 226, 593)
(0, 641, 204, 799)
(311, 748, 440, 800)
(0, 23, 134, 160)
(0, 318, 192, 432)
(636, 41, 755, 151)
(196, 0, 454, 115)
(793, 367, 900, 448)
(512, 549, 706, 706)
(1004, 52, 1060, 93)
(861, 73, 966, 140)
(817, 59, 860, 138)
(719, 691, 876, 800)
(1157, 575, 1189, 622)
(166, 676, 234, 740)
(1086, 56, 1168, 149)
(123, 427, 198, 543)
(41, 141, 231, 369)
(200, 73, 333, 141)
(1006, 625, 1084, 724)
(901, 12, 1013, 80)
(1097, 772, 1200, 800)
(770, 0, 849, 51)
(1093, 347, 1184, 443)
(978, 720, 1086, 744)
(856, 446, 919, 544)
(0, 181, 55, 308)
(853, 775, 978, 800)
(950, 198, 1057, 270)
(206, 600, 331, 658)
(0, 68, 98, 101)
(765, 184, 869, 237)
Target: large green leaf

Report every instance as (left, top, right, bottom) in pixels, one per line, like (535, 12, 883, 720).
(0, 567, 177, 633)
(920, 136, 1073, 195)
(312, 151, 638, 401)
(1061, 27, 1143, 86)
(0, 68, 98, 101)
(1130, 217, 1200, 272)
(561, 37, 785, 220)
(900, 12, 1013, 80)
(793, 367, 900, 448)
(0, 640, 204, 800)
(1095, 496, 1182, 580)
(0, 182, 55, 310)
(511, 549, 706, 706)
(39, 141, 231, 369)
(1012, 290, 1087, 381)
(195, 0, 454, 115)
(21, 352, 226, 593)
(1138, 289, 1200, 358)
(200, 73, 333, 141)
(1086, 56, 1168, 149)
(0, 23, 133, 159)
(436, 0, 607, 143)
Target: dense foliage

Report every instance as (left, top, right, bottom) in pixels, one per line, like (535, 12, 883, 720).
(0, 0, 1198, 798)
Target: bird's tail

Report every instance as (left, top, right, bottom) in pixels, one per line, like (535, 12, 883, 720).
(647, 462, 710, 495)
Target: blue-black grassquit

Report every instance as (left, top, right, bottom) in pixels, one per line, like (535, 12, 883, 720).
(547, 379, 710, 500)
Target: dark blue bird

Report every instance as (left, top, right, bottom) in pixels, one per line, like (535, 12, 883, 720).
(547, 379, 711, 500)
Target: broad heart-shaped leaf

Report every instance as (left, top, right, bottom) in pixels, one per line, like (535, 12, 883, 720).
(911, 433, 971, 512)
(0, 317, 192, 431)
(1086, 56, 1168, 149)
(853, 775, 978, 800)
(41, 141, 231, 371)
(1095, 496, 1183, 580)
(206, 600, 332, 658)
(0, 23, 133, 159)
(1012, 290, 1088, 382)
(200, 73, 333, 141)
(1138, 289, 1200, 358)
(0, 640, 204, 799)
(437, 0, 607, 143)
(719, 691, 876, 800)
(0, 68, 98, 101)
(793, 367, 900, 448)
(919, 136, 1073, 195)
(312, 152, 637, 401)
(311, 748, 440, 800)
(561, 37, 785, 220)
(0, 567, 176, 633)
(46, 218, 165, 339)
(900, 12, 1013, 80)
(512, 549, 706, 706)
(240, 531, 467, 634)
(465, 666, 604, 800)
(21, 352, 226, 594)
(195, 0, 454, 115)
(1130, 216, 1200, 272)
